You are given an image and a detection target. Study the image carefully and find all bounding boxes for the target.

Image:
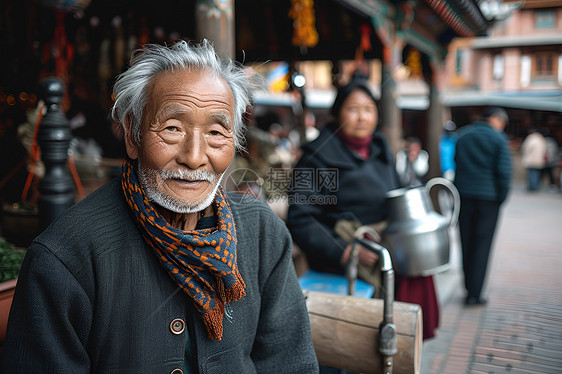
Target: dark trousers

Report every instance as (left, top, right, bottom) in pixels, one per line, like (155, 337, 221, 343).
(459, 198, 501, 299)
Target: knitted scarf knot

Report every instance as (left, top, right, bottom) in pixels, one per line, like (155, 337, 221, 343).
(121, 159, 246, 340)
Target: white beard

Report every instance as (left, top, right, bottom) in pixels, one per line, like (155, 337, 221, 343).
(137, 162, 223, 214)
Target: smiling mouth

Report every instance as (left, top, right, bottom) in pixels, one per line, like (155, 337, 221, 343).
(170, 178, 208, 185)
(165, 179, 212, 196)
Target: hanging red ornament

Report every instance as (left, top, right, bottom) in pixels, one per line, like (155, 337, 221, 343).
(360, 23, 372, 52)
(288, 0, 319, 48)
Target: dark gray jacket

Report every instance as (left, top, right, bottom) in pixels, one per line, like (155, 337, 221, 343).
(454, 121, 512, 204)
(3, 178, 318, 373)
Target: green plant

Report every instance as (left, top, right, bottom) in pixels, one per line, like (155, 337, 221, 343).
(0, 236, 26, 282)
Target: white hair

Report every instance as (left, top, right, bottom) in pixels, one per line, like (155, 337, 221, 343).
(111, 39, 264, 151)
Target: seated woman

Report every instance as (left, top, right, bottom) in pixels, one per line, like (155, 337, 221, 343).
(287, 78, 439, 343)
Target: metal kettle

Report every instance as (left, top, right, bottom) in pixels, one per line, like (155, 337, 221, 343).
(382, 177, 460, 277)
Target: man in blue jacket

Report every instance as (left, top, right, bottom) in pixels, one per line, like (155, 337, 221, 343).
(454, 107, 512, 306)
(3, 40, 318, 373)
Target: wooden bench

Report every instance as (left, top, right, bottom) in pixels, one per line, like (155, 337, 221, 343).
(306, 291, 423, 374)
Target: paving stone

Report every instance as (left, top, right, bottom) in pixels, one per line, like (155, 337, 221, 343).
(420, 185, 562, 373)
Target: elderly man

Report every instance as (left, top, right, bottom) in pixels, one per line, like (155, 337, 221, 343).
(454, 107, 512, 306)
(3, 40, 319, 373)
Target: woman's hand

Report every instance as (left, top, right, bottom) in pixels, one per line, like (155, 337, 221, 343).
(358, 246, 379, 266)
(341, 244, 379, 266)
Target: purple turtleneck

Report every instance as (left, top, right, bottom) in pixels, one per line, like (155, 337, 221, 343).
(337, 132, 372, 159)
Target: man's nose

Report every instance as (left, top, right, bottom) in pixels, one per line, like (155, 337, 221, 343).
(177, 131, 208, 169)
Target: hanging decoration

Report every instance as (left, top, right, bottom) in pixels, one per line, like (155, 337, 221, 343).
(353, 23, 372, 79)
(41, 12, 74, 111)
(406, 49, 423, 78)
(288, 0, 319, 49)
(359, 23, 372, 53)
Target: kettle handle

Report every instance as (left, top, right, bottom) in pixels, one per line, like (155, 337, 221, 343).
(425, 177, 460, 228)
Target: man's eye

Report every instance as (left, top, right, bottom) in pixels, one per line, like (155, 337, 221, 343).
(165, 126, 179, 132)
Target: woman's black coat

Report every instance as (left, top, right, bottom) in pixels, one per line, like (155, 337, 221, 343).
(287, 127, 400, 273)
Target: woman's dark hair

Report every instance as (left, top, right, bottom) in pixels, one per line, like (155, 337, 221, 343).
(330, 79, 379, 118)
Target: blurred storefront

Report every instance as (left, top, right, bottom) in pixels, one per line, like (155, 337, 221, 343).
(442, 1, 562, 140)
(441, 0, 562, 183)
(0, 0, 492, 207)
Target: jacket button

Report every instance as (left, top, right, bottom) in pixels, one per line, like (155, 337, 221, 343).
(170, 318, 185, 335)
(170, 369, 183, 374)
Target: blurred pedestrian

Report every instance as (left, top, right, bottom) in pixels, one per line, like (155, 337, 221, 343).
(287, 79, 398, 277)
(395, 137, 429, 187)
(438, 120, 458, 219)
(439, 120, 458, 181)
(521, 127, 547, 192)
(287, 78, 440, 346)
(304, 111, 320, 142)
(454, 107, 512, 306)
(542, 130, 559, 192)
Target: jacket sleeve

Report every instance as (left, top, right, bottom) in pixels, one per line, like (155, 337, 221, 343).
(496, 135, 512, 204)
(286, 156, 348, 272)
(251, 217, 319, 373)
(2, 242, 92, 373)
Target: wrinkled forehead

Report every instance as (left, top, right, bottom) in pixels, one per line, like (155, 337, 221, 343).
(148, 68, 228, 95)
(144, 68, 235, 117)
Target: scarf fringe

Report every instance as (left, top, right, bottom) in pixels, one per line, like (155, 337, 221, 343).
(229, 270, 247, 300)
(203, 302, 227, 340)
(201, 270, 246, 339)
(203, 275, 246, 340)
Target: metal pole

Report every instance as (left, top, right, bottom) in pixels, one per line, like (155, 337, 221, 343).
(353, 237, 398, 374)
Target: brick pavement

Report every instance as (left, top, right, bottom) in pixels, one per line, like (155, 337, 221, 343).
(420, 185, 562, 374)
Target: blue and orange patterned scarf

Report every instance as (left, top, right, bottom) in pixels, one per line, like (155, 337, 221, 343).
(121, 159, 246, 340)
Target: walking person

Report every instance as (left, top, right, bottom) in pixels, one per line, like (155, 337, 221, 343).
(543, 131, 559, 192)
(438, 120, 458, 218)
(395, 136, 429, 187)
(521, 127, 547, 192)
(439, 120, 458, 181)
(454, 107, 512, 306)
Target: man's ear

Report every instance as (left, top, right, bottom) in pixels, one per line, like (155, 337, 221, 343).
(124, 117, 139, 159)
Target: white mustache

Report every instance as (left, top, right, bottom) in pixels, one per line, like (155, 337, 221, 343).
(159, 168, 217, 183)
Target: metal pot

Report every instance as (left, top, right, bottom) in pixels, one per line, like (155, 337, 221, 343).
(382, 177, 460, 276)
